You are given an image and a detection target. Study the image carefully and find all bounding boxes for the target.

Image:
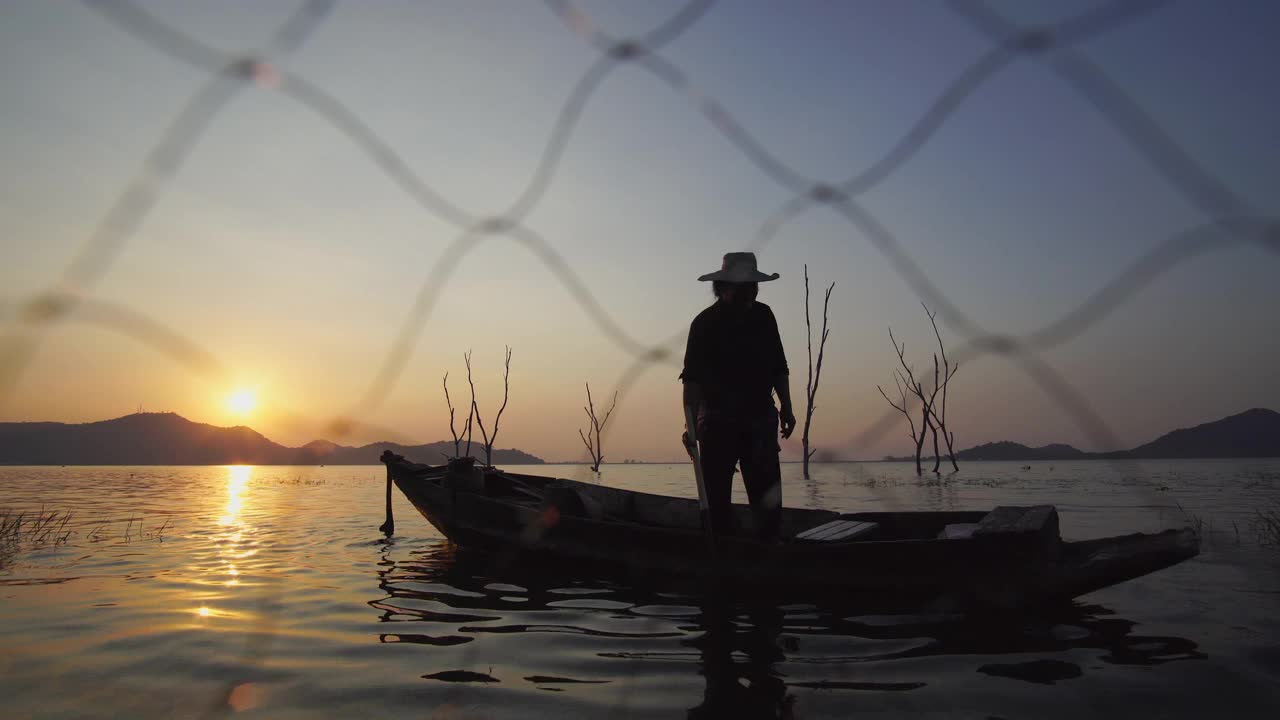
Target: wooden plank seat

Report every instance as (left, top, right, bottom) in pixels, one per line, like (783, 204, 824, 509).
(972, 505, 1060, 552)
(938, 523, 980, 540)
(794, 518, 879, 542)
(973, 505, 1058, 539)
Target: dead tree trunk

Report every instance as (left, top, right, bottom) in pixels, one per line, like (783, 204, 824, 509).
(442, 371, 473, 460)
(462, 351, 476, 458)
(878, 328, 938, 475)
(921, 353, 949, 471)
(915, 392, 930, 473)
(466, 346, 512, 467)
(922, 305, 960, 472)
(578, 382, 618, 472)
(929, 355, 942, 473)
(880, 330, 921, 474)
(878, 376, 920, 474)
(801, 265, 834, 480)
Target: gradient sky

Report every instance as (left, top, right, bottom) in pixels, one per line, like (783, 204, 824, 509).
(2, 1, 1278, 462)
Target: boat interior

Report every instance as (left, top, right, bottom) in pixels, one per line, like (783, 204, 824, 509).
(425, 465, 1055, 545)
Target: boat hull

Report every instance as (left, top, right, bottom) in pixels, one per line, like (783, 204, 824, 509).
(381, 455, 1199, 608)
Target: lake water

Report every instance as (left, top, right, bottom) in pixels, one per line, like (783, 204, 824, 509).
(2, 460, 1278, 718)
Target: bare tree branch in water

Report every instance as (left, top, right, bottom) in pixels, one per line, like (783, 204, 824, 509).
(578, 382, 618, 472)
(442, 371, 474, 460)
(468, 346, 513, 467)
(877, 327, 938, 475)
(802, 265, 834, 479)
(923, 304, 961, 472)
(928, 353, 943, 473)
(879, 308, 960, 474)
(462, 351, 477, 458)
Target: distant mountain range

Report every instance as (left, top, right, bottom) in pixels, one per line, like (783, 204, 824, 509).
(0, 412, 544, 465)
(952, 442, 1088, 462)
(890, 408, 1280, 461)
(3, 408, 1277, 466)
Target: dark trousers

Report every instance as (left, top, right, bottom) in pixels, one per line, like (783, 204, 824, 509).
(698, 410, 783, 540)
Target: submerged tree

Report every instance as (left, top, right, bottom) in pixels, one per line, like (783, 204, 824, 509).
(801, 265, 835, 480)
(466, 346, 513, 467)
(877, 328, 931, 475)
(923, 305, 960, 472)
(578, 382, 618, 472)
(441, 371, 474, 460)
(877, 305, 960, 474)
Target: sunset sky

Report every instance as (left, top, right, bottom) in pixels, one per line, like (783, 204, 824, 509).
(2, 1, 1277, 462)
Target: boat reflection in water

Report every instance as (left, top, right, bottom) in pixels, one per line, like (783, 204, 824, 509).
(370, 542, 1206, 718)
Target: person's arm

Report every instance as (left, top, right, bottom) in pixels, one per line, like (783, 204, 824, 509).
(682, 382, 705, 454)
(767, 306, 796, 439)
(774, 373, 795, 438)
(680, 317, 707, 453)
(683, 381, 705, 419)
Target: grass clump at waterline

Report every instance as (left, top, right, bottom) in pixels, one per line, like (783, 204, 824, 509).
(1, 508, 75, 568)
(0, 508, 175, 567)
(1253, 504, 1280, 547)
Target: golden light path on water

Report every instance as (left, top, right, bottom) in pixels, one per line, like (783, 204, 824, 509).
(221, 464, 251, 526)
(195, 465, 254, 620)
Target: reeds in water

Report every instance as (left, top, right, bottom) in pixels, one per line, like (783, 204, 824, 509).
(1253, 505, 1280, 547)
(1175, 502, 1207, 536)
(0, 508, 74, 546)
(1, 508, 75, 567)
(1, 508, 172, 568)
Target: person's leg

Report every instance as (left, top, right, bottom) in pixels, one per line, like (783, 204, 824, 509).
(740, 411, 783, 540)
(697, 419, 739, 536)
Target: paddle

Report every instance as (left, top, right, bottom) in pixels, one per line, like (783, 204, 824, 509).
(683, 405, 716, 555)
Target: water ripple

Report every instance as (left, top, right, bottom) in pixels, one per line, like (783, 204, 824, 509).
(2, 462, 1276, 718)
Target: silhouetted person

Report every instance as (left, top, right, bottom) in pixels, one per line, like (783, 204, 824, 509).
(682, 252, 795, 540)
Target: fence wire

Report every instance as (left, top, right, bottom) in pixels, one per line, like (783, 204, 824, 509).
(3, 0, 1272, 454)
(1, 0, 1275, 713)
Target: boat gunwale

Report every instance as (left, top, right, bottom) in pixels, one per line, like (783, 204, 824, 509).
(380, 454, 1201, 604)
(386, 461, 1007, 549)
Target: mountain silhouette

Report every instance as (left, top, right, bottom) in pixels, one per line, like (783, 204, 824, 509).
(889, 408, 1280, 462)
(3, 409, 1277, 465)
(954, 441, 1088, 462)
(0, 412, 544, 465)
(1111, 407, 1280, 459)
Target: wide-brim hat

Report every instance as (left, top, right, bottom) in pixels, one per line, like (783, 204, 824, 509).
(697, 252, 780, 283)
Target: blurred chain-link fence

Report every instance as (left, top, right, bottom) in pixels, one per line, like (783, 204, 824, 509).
(2, 1, 1274, 715)
(2, 0, 1274, 457)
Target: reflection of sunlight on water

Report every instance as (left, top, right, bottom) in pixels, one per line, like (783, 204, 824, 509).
(192, 605, 245, 620)
(221, 465, 251, 526)
(195, 466, 256, 622)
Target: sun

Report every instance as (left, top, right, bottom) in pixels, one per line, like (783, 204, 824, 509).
(227, 389, 257, 416)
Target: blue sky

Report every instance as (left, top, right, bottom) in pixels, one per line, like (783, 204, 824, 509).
(1, 1, 1277, 461)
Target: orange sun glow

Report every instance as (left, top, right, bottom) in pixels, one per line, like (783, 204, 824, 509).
(227, 389, 257, 415)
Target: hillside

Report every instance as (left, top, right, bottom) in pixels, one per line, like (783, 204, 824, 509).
(310, 440, 543, 466)
(0, 413, 544, 465)
(889, 408, 1280, 462)
(1115, 408, 1280, 459)
(955, 441, 1088, 462)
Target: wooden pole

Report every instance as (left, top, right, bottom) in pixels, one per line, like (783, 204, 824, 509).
(684, 405, 715, 555)
(379, 462, 395, 536)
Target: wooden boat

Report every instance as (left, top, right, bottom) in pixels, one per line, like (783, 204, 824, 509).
(379, 452, 1199, 609)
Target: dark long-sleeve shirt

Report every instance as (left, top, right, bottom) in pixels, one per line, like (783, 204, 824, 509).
(680, 301, 789, 418)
